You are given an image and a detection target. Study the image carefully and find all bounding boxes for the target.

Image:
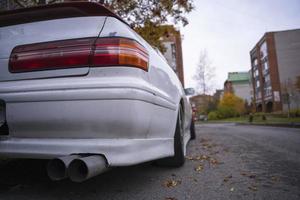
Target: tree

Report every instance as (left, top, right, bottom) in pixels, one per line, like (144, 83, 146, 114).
(12, 0, 194, 52)
(193, 50, 215, 95)
(218, 92, 245, 118)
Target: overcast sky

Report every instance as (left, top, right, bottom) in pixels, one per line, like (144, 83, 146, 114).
(181, 0, 300, 92)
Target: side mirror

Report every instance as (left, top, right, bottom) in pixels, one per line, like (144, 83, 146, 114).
(184, 88, 195, 96)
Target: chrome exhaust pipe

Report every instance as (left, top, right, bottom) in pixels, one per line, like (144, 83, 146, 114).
(47, 155, 79, 181)
(68, 155, 107, 182)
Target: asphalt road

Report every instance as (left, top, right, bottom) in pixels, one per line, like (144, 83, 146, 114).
(0, 123, 299, 200)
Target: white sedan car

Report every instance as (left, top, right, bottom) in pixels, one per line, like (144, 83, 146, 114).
(0, 2, 195, 182)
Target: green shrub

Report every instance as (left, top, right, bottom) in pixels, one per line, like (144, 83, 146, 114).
(208, 111, 219, 120)
(290, 109, 300, 117)
(217, 106, 237, 119)
(253, 112, 264, 117)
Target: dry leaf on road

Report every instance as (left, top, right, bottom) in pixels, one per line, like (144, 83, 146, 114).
(223, 175, 232, 182)
(209, 158, 219, 165)
(165, 197, 177, 200)
(271, 176, 280, 182)
(163, 180, 181, 188)
(195, 164, 204, 172)
(248, 185, 258, 191)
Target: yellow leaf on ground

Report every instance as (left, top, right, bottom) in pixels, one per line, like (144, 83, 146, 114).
(195, 164, 204, 172)
(163, 180, 181, 188)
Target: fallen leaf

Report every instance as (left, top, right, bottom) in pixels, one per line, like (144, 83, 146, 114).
(165, 197, 177, 200)
(248, 185, 258, 191)
(186, 155, 210, 161)
(240, 172, 247, 176)
(223, 175, 232, 182)
(249, 174, 256, 179)
(163, 180, 181, 188)
(186, 156, 193, 160)
(240, 172, 256, 179)
(195, 164, 204, 172)
(271, 176, 280, 182)
(209, 158, 219, 165)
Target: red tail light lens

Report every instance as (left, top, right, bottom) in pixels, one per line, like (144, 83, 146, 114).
(9, 37, 149, 73)
(9, 38, 95, 73)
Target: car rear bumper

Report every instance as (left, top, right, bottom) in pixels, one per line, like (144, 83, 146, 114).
(0, 137, 173, 166)
(0, 75, 178, 164)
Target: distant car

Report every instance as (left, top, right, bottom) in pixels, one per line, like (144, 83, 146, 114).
(0, 2, 195, 182)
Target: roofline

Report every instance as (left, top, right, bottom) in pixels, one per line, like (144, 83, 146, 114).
(228, 71, 249, 74)
(267, 28, 300, 34)
(250, 28, 300, 54)
(0, 1, 129, 27)
(250, 32, 268, 54)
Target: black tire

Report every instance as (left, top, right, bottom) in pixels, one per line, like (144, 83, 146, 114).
(156, 106, 185, 167)
(190, 120, 196, 140)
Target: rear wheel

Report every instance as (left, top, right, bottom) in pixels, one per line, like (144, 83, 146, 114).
(156, 106, 185, 167)
(190, 120, 196, 140)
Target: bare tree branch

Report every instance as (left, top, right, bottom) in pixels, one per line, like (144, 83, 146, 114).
(193, 50, 215, 95)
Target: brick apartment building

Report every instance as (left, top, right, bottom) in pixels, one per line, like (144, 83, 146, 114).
(250, 29, 300, 113)
(190, 94, 213, 115)
(161, 25, 185, 87)
(224, 71, 252, 105)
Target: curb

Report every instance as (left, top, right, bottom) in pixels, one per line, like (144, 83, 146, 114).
(236, 122, 300, 128)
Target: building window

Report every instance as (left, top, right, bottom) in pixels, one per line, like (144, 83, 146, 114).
(256, 91, 261, 99)
(260, 41, 268, 59)
(252, 58, 258, 68)
(262, 60, 269, 75)
(264, 75, 271, 87)
(264, 86, 272, 97)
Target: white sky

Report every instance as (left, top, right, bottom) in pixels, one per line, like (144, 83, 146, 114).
(181, 0, 300, 92)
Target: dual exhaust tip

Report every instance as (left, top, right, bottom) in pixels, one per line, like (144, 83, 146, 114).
(47, 155, 107, 182)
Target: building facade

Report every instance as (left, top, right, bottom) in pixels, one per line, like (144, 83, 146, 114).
(190, 94, 213, 115)
(161, 25, 185, 87)
(250, 29, 300, 113)
(224, 71, 252, 105)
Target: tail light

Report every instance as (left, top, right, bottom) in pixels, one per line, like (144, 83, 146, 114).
(92, 38, 148, 71)
(9, 37, 149, 73)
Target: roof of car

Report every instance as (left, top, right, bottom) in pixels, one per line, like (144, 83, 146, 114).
(0, 1, 128, 27)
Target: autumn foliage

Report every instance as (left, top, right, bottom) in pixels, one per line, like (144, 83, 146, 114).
(208, 92, 245, 120)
